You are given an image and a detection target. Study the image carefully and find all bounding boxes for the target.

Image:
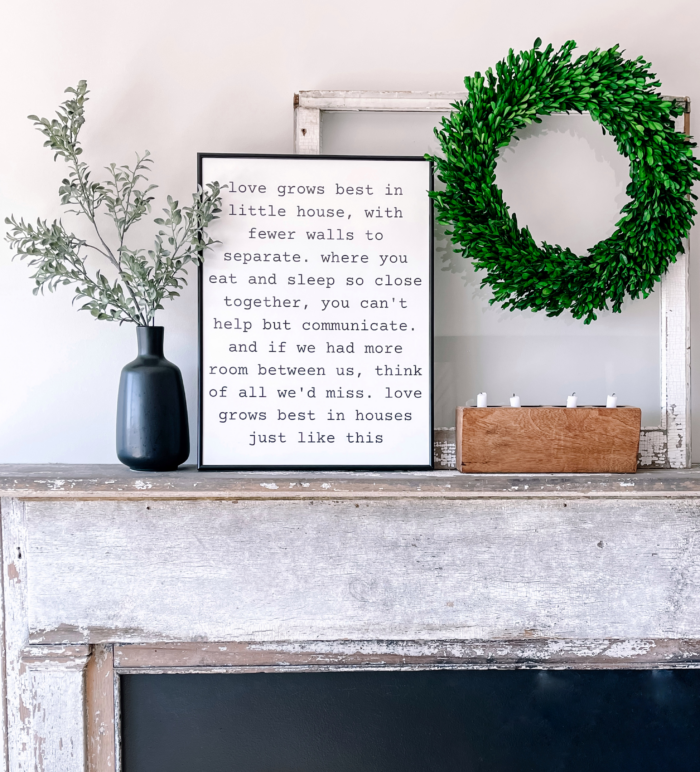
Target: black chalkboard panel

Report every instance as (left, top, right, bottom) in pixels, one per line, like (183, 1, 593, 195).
(122, 669, 700, 772)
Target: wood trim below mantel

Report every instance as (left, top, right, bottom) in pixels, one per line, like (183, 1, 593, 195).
(112, 639, 700, 671)
(18, 634, 700, 772)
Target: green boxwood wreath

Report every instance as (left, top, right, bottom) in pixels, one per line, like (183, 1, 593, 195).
(428, 39, 700, 323)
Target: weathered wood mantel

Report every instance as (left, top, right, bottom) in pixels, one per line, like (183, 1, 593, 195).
(1, 463, 700, 771)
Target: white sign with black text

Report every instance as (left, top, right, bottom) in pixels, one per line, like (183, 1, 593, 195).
(199, 154, 432, 468)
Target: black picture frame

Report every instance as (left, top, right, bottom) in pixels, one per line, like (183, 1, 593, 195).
(197, 153, 433, 471)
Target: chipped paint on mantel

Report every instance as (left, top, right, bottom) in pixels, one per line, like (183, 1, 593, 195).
(6, 464, 700, 501)
(112, 638, 700, 672)
(3, 465, 700, 770)
(21, 496, 700, 644)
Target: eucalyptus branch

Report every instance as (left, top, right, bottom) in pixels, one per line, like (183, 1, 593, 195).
(5, 81, 221, 326)
(5, 215, 143, 324)
(61, 133, 150, 325)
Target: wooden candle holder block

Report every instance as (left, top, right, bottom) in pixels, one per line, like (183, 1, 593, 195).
(456, 406, 642, 474)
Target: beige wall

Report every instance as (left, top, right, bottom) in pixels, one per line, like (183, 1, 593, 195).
(0, 0, 697, 462)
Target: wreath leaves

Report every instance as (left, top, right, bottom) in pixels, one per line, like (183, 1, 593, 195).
(428, 39, 700, 323)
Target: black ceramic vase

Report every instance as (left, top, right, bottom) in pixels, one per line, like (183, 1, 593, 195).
(116, 326, 190, 471)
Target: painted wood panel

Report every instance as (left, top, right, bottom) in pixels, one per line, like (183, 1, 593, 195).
(86, 645, 115, 772)
(23, 497, 700, 644)
(2, 498, 92, 772)
(21, 646, 90, 772)
(2, 497, 32, 772)
(112, 638, 700, 671)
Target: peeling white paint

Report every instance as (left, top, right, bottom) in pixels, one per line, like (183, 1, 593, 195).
(22, 497, 700, 643)
(605, 640, 655, 658)
(3, 460, 700, 768)
(245, 637, 672, 665)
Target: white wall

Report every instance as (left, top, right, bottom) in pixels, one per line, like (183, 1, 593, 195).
(0, 0, 698, 463)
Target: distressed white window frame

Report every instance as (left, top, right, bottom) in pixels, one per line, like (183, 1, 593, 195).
(294, 90, 692, 469)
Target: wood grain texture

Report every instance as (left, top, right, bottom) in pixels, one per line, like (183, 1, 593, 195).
(0, 503, 7, 772)
(112, 638, 700, 671)
(86, 646, 114, 772)
(20, 644, 90, 668)
(22, 670, 86, 772)
(2, 500, 91, 772)
(297, 91, 689, 114)
(297, 90, 464, 112)
(456, 407, 641, 474)
(22, 496, 700, 644)
(293, 105, 321, 155)
(658, 244, 691, 468)
(2, 497, 31, 772)
(433, 428, 456, 470)
(21, 646, 90, 772)
(7, 465, 700, 500)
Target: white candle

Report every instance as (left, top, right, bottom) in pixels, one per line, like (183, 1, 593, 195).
(566, 393, 577, 408)
(510, 394, 521, 407)
(606, 393, 617, 408)
(477, 392, 488, 408)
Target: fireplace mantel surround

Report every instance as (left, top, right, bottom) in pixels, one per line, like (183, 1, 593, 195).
(1, 464, 700, 771)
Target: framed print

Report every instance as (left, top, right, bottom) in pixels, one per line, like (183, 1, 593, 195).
(198, 154, 433, 469)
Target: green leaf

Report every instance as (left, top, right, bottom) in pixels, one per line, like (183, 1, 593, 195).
(6, 83, 223, 326)
(425, 39, 700, 323)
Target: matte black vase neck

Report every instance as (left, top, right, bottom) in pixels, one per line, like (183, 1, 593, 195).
(136, 326, 164, 358)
